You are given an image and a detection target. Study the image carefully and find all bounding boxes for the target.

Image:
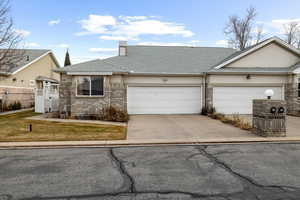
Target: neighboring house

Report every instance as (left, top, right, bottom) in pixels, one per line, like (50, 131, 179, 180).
(0, 49, 60, 109)
(56, 37, 300, 118)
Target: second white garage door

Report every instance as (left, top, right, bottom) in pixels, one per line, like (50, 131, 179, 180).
(127, 86, 202, 114)
(213, 86, 283, 114)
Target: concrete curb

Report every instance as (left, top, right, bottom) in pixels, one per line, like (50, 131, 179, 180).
(1, 137, 300, 148)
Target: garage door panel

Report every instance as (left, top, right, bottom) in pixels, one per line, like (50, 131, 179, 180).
(213, 87, 283, 114)
(127, 86, 202, 114)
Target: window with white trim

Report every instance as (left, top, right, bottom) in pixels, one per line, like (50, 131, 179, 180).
(76, 76, 104, 96)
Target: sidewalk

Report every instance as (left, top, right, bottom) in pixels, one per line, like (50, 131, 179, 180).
(1, 137, 300, 148)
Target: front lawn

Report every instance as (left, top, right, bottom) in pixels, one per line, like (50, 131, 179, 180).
(0, 111, 127, 142)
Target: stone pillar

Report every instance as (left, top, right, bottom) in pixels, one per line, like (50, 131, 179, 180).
(285, 83, 300, 116)
(252, 100, 287, 137)
(110, 75, 127, 112)
(59, 73, 72, 117)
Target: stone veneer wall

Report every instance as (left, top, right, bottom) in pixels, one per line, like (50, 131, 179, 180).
(59, 73, 127, 118)
(285, 83, 300, 116)
(252, 99, 286, 137)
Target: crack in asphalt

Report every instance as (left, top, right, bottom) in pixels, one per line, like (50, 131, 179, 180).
(0, 194, 14, 200)
(195, 146, 300, 200)
(108, 148, 136, 193)
(200, 146, 300, 190)
(4, 145, 300, 200)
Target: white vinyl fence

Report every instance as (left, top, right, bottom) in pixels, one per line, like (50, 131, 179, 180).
(35, 83, 59, 113)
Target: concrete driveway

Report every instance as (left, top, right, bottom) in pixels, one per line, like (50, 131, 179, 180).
(127, 115, 255, 140)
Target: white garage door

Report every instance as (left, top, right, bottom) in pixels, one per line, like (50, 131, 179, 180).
(213, 86, 283, 114)
(127, 86, 202, 114)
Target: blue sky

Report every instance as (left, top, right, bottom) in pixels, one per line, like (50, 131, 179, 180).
(11, 0, 300, 65)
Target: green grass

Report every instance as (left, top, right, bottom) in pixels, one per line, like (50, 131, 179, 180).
(0, 111, 127, 142)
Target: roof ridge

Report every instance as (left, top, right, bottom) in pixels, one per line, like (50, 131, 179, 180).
(127, 45, 236, 50)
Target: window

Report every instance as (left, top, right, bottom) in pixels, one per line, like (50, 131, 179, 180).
(76, 76, 104, 96)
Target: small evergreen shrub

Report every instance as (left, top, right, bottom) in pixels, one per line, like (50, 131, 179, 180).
(5, 101, 22, 111)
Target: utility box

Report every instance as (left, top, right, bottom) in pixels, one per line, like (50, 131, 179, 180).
(252, 99, 287, 137)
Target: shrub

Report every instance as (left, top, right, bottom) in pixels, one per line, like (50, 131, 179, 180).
(239, 121, 252, 131)
(207, 107, 216, 114)
(5, 101, 22, 111)
(208, 112, 252, 131)
(201, 107, 208, 115)
(101, 106, 129, 122)
(209, 112, 225, 120)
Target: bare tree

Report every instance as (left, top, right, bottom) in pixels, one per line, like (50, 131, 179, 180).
(283, 22, 299, 46)
(0, 0, 24, 73)
(224, 6, 257, 50)
(297, 32, 300, 49)
(254, 25, 265, 44)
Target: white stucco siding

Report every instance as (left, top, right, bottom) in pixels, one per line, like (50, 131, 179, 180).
(125, 75, 203, 86)
(227, 43, 300, 68)
(209, 74, 288, 85)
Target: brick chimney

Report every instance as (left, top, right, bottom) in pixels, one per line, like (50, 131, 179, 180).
(119, 41, 127, 56)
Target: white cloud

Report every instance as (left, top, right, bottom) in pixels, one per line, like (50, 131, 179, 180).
(75, 15, 116, 36)
(76, 15, 194, 40)
(259, 18, 300, 34)
(100, 35, 133, 41)
(114, 19, 194, 39)
(119, 15, 148, 22)
(54, 43, 69, 48)
(215, 40, 228, 47)
(25, 42, 40, 47)
(48, 19, 61, 26)
(15, 29, 31, 37)
(252, 26, 268, 35)
(89, 47, 118, 53)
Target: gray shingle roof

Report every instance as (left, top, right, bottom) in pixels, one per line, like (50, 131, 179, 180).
(56, 58, 127, 73)
(0, 49, 50, 74)
(57, 45, 237, 74)
(56, 39, 300, 75)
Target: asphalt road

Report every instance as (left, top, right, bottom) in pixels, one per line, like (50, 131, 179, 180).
(1, 143, 300, 200)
